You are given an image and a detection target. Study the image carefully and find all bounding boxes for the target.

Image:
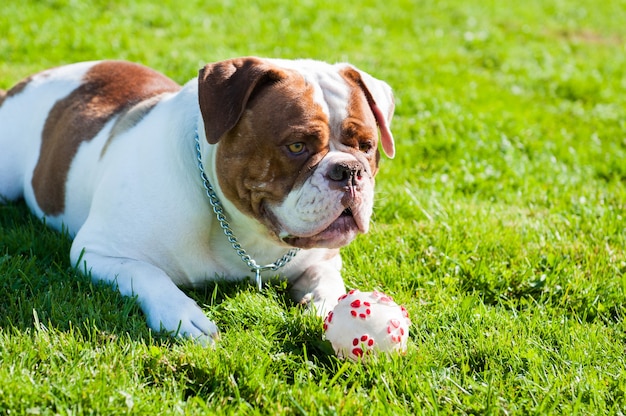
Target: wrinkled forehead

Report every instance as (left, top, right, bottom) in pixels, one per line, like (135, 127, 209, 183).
(267, 59, 352, 135)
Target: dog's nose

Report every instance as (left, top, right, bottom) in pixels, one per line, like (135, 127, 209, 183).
(328, 161, 363, 186)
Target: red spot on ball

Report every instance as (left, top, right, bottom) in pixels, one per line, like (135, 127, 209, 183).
(364, 301, 371, 307)
(366, 309, 371, 315)
(368, 339, 374, 347)
(359, 313, 367, 319)
(323, 323, 328, 331)
(352, 347, 364, 357)
(338, 294, 347, 301)
(390, 319, 400, 328)
(351, 299, 361, 308)
(401, 306, 409, 318)
(400, 328, 405, 335)
(381, 296, 392, 303)
(327, 311, 333, 322)
(348, 289, 356, 295)
(361, 335, 368, 342)
(352, 338, 359, 346)
(351, 310, 357, 317)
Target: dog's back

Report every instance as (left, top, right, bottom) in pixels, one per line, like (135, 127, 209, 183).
(0, 63, 97, 205)
(0, 62, 180, 230)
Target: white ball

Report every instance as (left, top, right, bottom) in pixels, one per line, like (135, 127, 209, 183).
(323, 289, 411, 360)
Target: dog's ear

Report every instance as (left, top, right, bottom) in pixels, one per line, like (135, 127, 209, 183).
(198, 57, 286, 144)
(341, 67, 395, 159)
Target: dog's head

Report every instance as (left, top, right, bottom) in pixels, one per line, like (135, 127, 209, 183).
(198, 57, 394, 249)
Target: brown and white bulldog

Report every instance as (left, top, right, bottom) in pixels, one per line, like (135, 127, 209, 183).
(0, 57, 395, 344)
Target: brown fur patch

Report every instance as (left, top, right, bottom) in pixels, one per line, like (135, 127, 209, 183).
(198, 57, 287, 144)
(215, 68, 330, 235)
(339, 68, 382, 176)
(32, 61, 180, 215)
(340, 67, 394, 159)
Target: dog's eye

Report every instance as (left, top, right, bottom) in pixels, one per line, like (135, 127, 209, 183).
(287, 142, 306, 155)
(359, 141, 373, 153)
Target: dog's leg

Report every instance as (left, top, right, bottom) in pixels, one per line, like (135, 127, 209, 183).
(290, 262, 346, 318)
(71, 245, 219, 345)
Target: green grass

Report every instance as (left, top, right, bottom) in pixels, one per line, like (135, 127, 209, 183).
(1, 0, 626, 414)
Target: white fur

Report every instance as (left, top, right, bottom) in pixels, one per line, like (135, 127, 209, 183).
(270, 151, 374, 237)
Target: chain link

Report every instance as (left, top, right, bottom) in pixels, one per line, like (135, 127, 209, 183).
(194, 131, 300, 290)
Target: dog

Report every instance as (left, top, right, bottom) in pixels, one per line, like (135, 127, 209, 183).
(0, 57, 395, 344)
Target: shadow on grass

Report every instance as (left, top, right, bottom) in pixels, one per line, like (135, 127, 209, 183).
(186, 280, 338, 364)
(1, 200, 339, 366)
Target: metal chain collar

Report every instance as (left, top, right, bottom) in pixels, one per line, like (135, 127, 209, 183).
(194, 131, 300, 291)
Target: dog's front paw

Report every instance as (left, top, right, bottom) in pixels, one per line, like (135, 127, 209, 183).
(144, 295, 219, 346)
(290, 263, 345, 318)
(299, 293, 340, 319)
